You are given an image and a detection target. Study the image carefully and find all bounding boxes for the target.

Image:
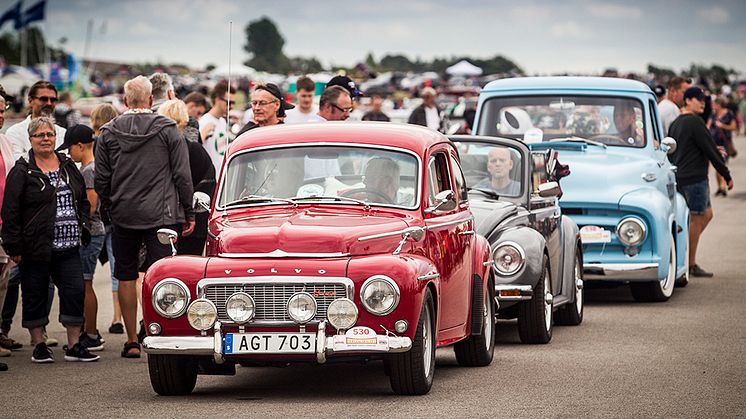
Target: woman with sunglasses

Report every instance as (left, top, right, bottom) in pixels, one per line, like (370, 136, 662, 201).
(1, 116, 98, 363)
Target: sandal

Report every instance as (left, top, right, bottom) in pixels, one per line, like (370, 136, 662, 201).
(121, 341, 141, 358)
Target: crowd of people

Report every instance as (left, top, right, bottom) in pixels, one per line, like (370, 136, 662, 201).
(0, 71, 739, 371)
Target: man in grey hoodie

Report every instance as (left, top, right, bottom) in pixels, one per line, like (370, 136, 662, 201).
(95, 75, 194, 358)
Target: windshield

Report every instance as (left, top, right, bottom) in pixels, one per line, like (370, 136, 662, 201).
(219, 145, 419, 209)
(478, 95, 646, 147)
(453, 141, 523, 197)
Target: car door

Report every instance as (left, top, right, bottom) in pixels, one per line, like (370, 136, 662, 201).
(424, 147, 472, 333)
(529, 151, 562, 294)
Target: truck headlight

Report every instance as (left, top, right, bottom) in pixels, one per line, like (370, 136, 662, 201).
(152, 279, 190, 318)
(360, 276, 400, 316)
(186, 299, 217, 331)
(327, 298, 358, 330)
(287, 292, 317, 324)
(226, 292, 255, 324)
(492, 242, 525, 276)
(616, 218, 646, 247)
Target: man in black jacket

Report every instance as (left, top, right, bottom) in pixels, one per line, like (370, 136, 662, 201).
(669, 87, 734, 278)
(95, 76, 194, 357)
(407, 87, 444, 132)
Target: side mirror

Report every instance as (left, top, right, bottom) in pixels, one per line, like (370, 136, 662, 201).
(157, 228, 179, 257)
(662, 137, 677, 155)
(537, 181, 561, 198)
(193, 191, 211, 213)
(426, 190, 457, 214)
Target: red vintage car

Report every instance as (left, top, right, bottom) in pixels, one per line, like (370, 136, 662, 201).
(142, 122, 494, 395)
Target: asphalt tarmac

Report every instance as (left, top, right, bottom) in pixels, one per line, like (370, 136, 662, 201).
(1, 137, 744, 418)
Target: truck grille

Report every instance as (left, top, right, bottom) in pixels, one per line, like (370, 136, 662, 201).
(203, 282, 349, 324)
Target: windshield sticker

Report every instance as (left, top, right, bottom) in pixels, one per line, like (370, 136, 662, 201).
(524, 128, 544, 143)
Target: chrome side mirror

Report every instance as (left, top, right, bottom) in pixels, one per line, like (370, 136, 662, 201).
(537, 181, 561, 198)
(425, 190, 457, 214)
(193, 191, 211, 213)
(157, 228, 179, 257)
(662, 137, 677, 155)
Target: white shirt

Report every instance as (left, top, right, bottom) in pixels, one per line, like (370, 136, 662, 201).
(199, 113, 229, 173)
(424, 106, 440, 131)
(284, 107, 319, 124)
(6, 116, 66, 160)
(305, 114, 327, 123)
(658, 99, 680, 136)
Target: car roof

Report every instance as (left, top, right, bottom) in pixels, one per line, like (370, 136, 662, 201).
(482, 76, 654, 94)
(227, 122, 450, 156)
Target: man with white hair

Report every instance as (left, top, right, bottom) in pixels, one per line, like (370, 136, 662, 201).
(149, 73, 175, 112)
(95, 75, 194, 358)
(408, 87, 443, 132)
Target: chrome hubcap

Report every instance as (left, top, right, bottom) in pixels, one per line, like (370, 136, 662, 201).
(543, 269, 552, 331)
(661, 237, 675, 297)
(484, 292, 492, 351)
(575, 261, 583, 313)
(423, 305, 433, 376)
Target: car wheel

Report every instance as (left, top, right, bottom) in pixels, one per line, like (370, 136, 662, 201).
(148, 354, 198, 396)
(454, 279, 495, 367)
(518, 255, 552, 344)
(555, 251, 584, 326)
(631, 235, 676, 302)
(388, 289, 436, 395)
(675, 229, 690, 288)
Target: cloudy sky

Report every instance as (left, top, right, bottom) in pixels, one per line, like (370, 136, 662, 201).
(9, 0, 746, 74)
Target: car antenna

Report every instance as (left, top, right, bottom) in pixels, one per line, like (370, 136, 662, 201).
(221, 21, 233, 219)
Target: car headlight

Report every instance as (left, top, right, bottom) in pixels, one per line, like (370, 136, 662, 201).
(327, 298, 358, 330)
(616, 218, 646, 247)
(186, 299, 217, 331)
(287, 292, 317, 324)
(226, 292, 255, 324)
(360, 276, 400, 316)
(492, 242, 525, 276)
(152, 279, 190, 318)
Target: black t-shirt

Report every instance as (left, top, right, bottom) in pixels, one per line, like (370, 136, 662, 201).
(669, 113, 731, 187)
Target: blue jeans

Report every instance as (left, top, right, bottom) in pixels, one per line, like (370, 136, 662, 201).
(80, 235, 105, 281)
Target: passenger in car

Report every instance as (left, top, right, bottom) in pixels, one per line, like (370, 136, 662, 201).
(613, 102, 643, 145)
(475, 147, 520, 196)
(362, 157, 400, 203)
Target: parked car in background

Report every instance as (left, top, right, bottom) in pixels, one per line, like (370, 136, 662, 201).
(142, 123, 495, 396)
(474, 77, 690, 302)
(453, 135, 583, 344)
(73, 94, 126, 117)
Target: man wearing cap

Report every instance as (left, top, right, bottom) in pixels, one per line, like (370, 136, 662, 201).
(58, 125, 106, 351)
(658, 76, 690, 136)
(408, 87, 444, 132)
(669, 86, 733, 278)
(235, 83, 295, 136)
(6, 80, 66, 160)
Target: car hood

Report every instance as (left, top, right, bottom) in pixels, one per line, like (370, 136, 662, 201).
(214, 207, 412, 257)
(469, 199, 518, 235)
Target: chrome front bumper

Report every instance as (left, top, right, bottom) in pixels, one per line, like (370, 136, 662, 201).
(142, 321, 412, 364)
(584, 263, 659, 281)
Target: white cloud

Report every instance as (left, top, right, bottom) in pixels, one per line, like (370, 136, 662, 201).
(699, 7, 729, 24)
(550, 21, 588, 38)
(588, 4, 642, 19)
(508, 5, 550, 22)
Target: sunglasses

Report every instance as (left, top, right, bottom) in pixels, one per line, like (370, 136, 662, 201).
(332, 103, 353, 113)
(33, 96, 58, 103)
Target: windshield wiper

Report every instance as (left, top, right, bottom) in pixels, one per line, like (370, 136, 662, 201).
(222, 195, 297, 208)
(467, 187, 501, 200)
(290, 195, 370, 207)
(548, 137, 607, 148)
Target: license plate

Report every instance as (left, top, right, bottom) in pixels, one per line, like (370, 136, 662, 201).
(579, 225, 611, 244)
(224, 333, 315, 354)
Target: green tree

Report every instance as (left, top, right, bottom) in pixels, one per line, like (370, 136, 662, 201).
(243, 16, 290, 72)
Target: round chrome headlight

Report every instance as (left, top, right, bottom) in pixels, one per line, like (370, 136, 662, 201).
(616, 218, 646, 247)
(360, 276, 400, 316)
(492, 242, 525, 276)
(287, 292, 317, 324)
(327, 298, 358, 330)
(186, 299, 217, 331)
(152, 279, 190, 318)
(225, 292, 255, 324)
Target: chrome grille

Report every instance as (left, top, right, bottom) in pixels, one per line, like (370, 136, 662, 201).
(204, 282, 348, 324)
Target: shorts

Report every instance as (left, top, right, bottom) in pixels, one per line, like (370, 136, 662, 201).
(678, 179, 711, 215)
(111, 224, 180, 281)
(79, 234, 105, 281)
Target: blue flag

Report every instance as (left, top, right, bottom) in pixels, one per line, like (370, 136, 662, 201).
(0, 2, 21, 30)
(15, 0, 46, 30)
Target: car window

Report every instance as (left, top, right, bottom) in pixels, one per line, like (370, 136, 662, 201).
(427, 152, 451, 207)
(449, 154, 468, 203)
(453, 141, 523, 197)
(530, 152, 549, 193)
(649, 99, 661, 147)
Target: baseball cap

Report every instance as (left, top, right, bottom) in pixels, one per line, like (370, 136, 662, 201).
(326, 75, 362, 98)
(653, 85, 665, 97)
(683, 86, 706, 102)
(256, 83, 295, 117)
(0, 84, 15, 102)
(57, 124, 94, 151)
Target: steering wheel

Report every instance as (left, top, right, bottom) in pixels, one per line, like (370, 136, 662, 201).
(340, 188, 393, 204)
(589, 134, 633, 146)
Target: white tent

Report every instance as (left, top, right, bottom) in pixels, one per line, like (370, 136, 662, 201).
(446, 60, 483, 77)
(209, 64, 256, 79)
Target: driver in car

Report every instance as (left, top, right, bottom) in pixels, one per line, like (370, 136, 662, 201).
(475, 147, 521, 196)
(613, 102, 644, 145)
(360, 157, 400, 203)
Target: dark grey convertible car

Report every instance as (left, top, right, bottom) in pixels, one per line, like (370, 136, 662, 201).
(452, 135, 584, 344)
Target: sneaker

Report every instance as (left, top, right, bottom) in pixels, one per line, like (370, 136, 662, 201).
(64, 343, 100, 362)
(108, 323, 124, 334)
(31, 342, 54, 363)
(0, 347, 10, 357)
(689, 264, 714, 278)
(0, 362, 7, 371)
(79, 333, 104, 352)
(0, 333, 23, 350)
